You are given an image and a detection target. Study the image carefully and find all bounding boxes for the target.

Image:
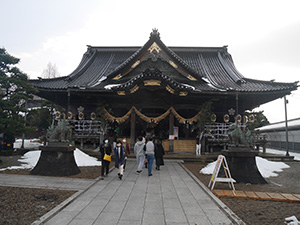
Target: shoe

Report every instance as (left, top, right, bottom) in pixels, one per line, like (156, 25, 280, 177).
(148, 174, 152, 176)
(136, 170, 141, 174)
(119, 175, 123, 180)
(100, 176, 104, 180)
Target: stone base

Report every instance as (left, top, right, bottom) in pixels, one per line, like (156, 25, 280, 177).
(222, 147, 267, 184)
(30, 144, 80, 176)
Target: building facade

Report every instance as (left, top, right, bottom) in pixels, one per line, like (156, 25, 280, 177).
(31, 29, 298, 151)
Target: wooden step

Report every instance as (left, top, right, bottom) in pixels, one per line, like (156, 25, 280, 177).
(212, 190, 300, 203)
(162, 140, 197, 152)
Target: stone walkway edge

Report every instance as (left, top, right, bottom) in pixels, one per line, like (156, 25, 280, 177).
(31, 160, 245, 225)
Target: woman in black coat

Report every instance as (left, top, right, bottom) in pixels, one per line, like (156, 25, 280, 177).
(154, 139, 165, 170)
(100, 139, 112, 179)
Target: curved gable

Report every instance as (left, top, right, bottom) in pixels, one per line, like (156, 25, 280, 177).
(106, 29, 203, 83)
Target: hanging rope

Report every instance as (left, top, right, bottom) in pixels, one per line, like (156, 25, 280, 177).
(170, 107, 202, 124)
(102, 107, 133, 123)
(102, 106, 201, 124)
(132, 106, 171, 123)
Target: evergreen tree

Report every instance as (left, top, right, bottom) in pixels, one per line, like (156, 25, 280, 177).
(0, 48, 37, 141)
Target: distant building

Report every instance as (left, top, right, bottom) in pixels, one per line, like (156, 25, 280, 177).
(257, 118, 300, 152)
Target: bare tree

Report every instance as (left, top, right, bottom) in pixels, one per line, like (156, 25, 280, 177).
(42, 62, 60, 78)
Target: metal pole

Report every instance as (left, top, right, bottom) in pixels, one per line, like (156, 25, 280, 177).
(284, 96, 289, 156)
(21, 100, 28, 149)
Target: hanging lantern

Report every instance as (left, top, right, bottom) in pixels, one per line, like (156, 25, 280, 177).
(243, 115, 248, 124)
(224, 114, 230, 123)
(55, 111, 61, 119)
(90, 112, 96, 120)
(210, 114, 217, 122)
(249, 114, 255, 123)
(235, 114, 242, 123)
(78, 112, 84, 120)
(67, 111, 73, 120)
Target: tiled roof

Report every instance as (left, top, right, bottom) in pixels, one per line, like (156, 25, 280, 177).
(31, 31, 298, 94)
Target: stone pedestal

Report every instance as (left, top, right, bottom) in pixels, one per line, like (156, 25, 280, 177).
(222, 147, 267, 184)
(30, 142, 80, 176)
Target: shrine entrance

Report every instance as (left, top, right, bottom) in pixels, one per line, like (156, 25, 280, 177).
(103, 106, 202, 152)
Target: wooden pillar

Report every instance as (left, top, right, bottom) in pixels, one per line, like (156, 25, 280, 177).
(67, 89, 70, 113)
(235, 92, 239, 115)
(130, 111, 136, 152)
(80, 138, 84, 149)
(169, 113, 174, 152)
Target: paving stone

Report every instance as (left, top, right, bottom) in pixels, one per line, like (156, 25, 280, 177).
(118, 220, 142, 225)
(164, 208, 188, 223)
(142, 213, 165, 225)
(103, 200, 127, 213)
(68, 218, 94, 225)
(44, 211, 78, 225)
(120, 206, 144, 221)
(3, 160, 240, 225)
(93, 212, 120, 225)
(163, 198, 182, 209)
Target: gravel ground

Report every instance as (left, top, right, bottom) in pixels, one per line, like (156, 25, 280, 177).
(0, 187, 75, 225)
(0, 155, 102, 225)
(1, 154, 300, 225)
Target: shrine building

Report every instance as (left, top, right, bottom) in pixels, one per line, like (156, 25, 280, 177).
(31, 29, 298, 151)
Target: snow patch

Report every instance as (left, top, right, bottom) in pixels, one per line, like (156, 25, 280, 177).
(200, 156, 290, 178)
(0, 148, 101, 171)
(104, 84, 121, 89)
(91, 76, 107, 87)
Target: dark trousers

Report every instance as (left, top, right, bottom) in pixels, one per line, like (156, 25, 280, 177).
(101, 160, 110, 176)
(124, 159, 127, 170)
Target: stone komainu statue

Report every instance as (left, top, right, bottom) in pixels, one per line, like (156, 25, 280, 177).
(228, 123, 254, 148)
(46, 120, 72, 142)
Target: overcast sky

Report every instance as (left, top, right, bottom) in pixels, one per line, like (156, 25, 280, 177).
(1, 0, 300, 123)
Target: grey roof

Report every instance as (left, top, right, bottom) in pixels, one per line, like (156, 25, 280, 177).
(257, 117, 300, 132)
(31, 30, 298, 94)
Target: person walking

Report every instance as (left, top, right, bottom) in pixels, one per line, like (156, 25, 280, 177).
(145, 137, 155, 176)
(114, 140, 126, 180)
(154, 138, 165, 170)
(134, 136, 145, 174)
(122, 138, 130, 171)
(196, 131, 203, 156)
(100, 139, 112, 180)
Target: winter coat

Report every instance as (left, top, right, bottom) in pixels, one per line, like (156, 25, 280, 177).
(123, 142, 130, 155)
(100, 143, 112, 161)
(134, 141, 145, 157)
(145, 141, 155, 155)
(154, 141, 165, 158)
(114, 145, 126, 168)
